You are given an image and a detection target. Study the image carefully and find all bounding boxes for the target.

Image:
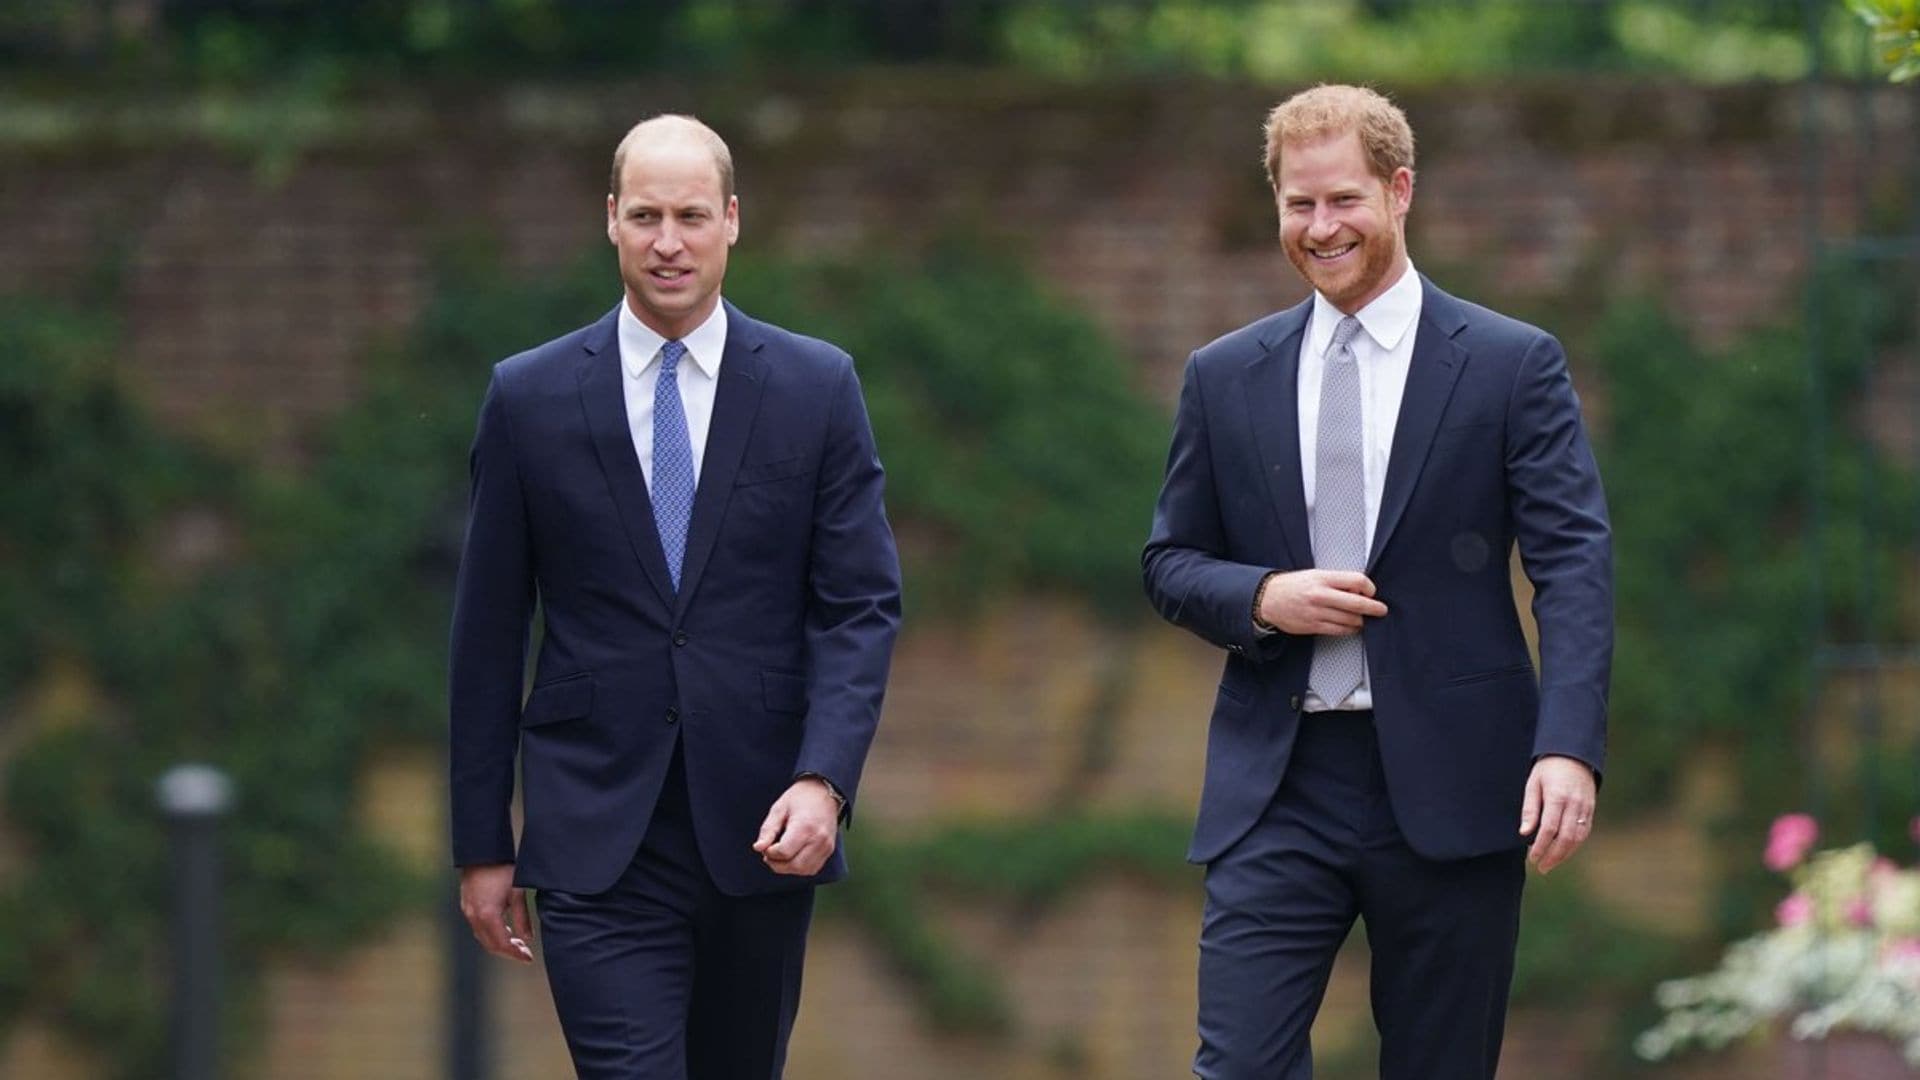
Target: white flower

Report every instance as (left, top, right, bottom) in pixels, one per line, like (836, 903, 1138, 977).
(1638, 823, 1920, 1062)
(1873, 872, 1920, 936)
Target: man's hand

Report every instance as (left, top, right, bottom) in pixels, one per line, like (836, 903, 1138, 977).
(1258, 569, 1388, 635)
(1519, 755, 1597, 875)
(459, 863, 535, 964)
(752, 778, 841, 877)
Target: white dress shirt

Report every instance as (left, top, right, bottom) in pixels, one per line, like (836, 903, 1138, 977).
(618, 298, 727, 492)
(1296, 261, 1423, 710)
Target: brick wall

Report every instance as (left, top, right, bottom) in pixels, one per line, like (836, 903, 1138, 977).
(1, 78, 1907, 438)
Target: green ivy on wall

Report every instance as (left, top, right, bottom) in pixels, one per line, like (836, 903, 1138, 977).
(729, 242, 1169, 612)
(1595, 257, 1918, 832)
(0, 239, 1171, 1075)
(829, 811, 1198, 1034)
(0, 292, 432, 1076)
(1579, 255, 1920, 1073)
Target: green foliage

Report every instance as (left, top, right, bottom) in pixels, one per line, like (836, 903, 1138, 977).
(0, 304, 207, 1072)
(1511, 871, 1680, 1004)
(0, 295, 423, 1078)
(0, 238, 1167, 1068)
(2, 0, 1006, 82)
(824, 810, 1197, 1033)
(1848, 0, 1920, 80)
(1593, 256, 1916, 818)
(875, 809, 1197, 903)
(0, 302, 196, 683)
(727, 244, 1167, 612)
(826, 832, 1017, 1034)
(0, 0, 1880, 85)
(1001, 0, 1843, 83)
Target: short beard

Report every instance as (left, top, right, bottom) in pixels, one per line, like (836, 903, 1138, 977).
(1286, 232, 1399, 310)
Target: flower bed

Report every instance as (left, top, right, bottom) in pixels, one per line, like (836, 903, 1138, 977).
(1636, 814, 1920, 1067)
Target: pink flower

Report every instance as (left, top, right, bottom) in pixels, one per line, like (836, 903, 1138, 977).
(1765, 813, 1819, 872)
(1847, 898, 1875, 927)
(1884, 937, 1920, 965)
(1776, 892, 1814, 927)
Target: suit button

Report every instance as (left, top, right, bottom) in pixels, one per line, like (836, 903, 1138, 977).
(1289, 694, 1302, 711)
(665, 707, 679, 725)
(672, 630, 689, 647)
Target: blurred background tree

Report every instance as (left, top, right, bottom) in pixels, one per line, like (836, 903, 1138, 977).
(1847, 0, 1920, 79)
(0, 0, 1876, 83)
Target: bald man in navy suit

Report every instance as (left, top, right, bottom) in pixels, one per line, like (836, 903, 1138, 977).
(450, 115, 902, 1078)
(1144, 85, 1612, 1078)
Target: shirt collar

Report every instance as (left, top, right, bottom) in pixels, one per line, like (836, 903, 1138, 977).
(618, 298, 728, 381)
(1306, 261, 1421, 359)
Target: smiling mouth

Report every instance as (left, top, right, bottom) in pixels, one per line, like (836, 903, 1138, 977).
(650, 268, 691, 281)
(1309, 243, 1358, 262)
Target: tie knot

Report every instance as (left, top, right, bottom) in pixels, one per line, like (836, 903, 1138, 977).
(660, 340, 687, 373)
(1329, 316, 1363, 355)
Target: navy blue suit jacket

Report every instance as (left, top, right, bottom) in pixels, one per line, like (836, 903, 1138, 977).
(449, 300, 903, 897)
(1143, 277, 1612, 865)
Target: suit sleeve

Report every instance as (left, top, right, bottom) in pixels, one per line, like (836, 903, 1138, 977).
(1142, 354, 1291, 662)
(795, 360, 903, 822)
(1506, 333, 1613, 776)
(447, 368, 536, 867)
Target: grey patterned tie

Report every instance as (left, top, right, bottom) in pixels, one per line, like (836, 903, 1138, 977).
(1309, 316, 1368, 707)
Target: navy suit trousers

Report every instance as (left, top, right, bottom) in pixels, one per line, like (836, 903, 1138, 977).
(536, 741, 815, 1079)
(1195, 712, 1525, 1080)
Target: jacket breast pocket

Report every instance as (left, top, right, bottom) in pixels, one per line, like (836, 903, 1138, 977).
(520, 673, 594, 728)
(1444, 662, 1534, 688)
(1431, 421, 1499, 459)
(735, 456, 811, 487)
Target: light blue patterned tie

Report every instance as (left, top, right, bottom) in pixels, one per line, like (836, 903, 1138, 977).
(652, 340, 695, 591)
(1309, 316, 1368, 707)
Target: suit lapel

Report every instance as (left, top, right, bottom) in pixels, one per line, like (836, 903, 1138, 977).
(1244, 303, 1314, 569)
(673, 302, 768, 618)
(578, 306, 677, 607)
(1368, 279, 1469, 568)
